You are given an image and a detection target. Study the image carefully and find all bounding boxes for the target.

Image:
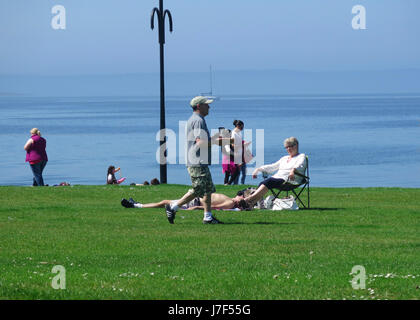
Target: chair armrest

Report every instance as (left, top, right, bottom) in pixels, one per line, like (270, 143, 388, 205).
(285, 179, 301, 186)
(294, 171, 309, 180)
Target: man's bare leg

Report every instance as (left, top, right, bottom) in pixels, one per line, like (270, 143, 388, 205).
(202, 192, 223, 223)
(141, 200, 172, 208)
(203, 194, 212, 212)
(122, 198, 172, 209)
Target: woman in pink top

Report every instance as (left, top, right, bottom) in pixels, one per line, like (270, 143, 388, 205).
(222, 143, 239, 185)
(231, 120, 245, 184)
(24, 128, 48, 186)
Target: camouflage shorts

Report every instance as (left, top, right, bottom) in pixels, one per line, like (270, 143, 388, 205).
(187, 166, 216, 198)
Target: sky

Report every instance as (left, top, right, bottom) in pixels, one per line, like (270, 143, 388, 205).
(1, 0, 420, 76)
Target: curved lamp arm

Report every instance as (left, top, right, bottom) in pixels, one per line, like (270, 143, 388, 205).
(164, 9, 173, 32)
(150, 7, 160, 30)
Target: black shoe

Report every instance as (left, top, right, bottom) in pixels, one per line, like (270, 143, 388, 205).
(165, 204, 176, 224)
(128, 197, 137, 205)
(121, 198, 134, 208)
(203, 217, 224, 224)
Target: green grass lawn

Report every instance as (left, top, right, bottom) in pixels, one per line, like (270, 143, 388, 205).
(0, 185, 419, 300)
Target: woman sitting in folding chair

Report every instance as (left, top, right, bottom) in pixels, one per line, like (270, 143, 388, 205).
(242, 137, 307, 208)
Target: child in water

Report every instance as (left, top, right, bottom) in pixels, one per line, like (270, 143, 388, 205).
(107, 165, 126, 184)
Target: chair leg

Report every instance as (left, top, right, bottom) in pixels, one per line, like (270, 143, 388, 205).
(270, 188, 282, 200)
(271, 185, 310, 209)
(292, 189, 307, 209)
(307, 183, 310, 209)
(291, 183, 310, 209)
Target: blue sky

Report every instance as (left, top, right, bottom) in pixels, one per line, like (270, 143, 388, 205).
(0, 0, 419, 75)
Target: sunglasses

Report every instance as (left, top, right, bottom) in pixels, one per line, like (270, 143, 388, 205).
(284, 144, 296, 149)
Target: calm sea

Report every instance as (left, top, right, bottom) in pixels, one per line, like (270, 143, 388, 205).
(1, 94, 419, 187)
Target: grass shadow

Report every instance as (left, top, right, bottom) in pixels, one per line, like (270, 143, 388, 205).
(301, 207, 340, 211)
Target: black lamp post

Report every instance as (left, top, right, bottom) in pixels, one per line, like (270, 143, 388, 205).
(151, 0, 173, 184)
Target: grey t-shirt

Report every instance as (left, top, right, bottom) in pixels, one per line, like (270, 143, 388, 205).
(185, 112, 211, 167)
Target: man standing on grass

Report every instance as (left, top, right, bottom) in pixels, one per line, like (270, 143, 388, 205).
(165, 96, 224, 224)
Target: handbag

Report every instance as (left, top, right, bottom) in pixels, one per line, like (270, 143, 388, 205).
(263, 195, 275, 209)
(242, 141, 254, 164)
(271, 196, 299, 211)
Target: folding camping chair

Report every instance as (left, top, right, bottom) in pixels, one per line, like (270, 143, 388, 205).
(263, 156, 310, 209)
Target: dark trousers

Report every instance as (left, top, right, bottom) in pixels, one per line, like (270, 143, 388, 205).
(224, 168, 240, 185)
(259, 177, 286, 190)
(30, 160, 47, 186)
(233, 163, 247, 185)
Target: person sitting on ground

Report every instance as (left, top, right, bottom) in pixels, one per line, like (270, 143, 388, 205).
(53, 182, 70, 186)
(130, 178, 160, 186)
(150, 178, 160, 185)
(107, 165, 126, 184)
(241, 137, 307, 209)
(121, 191, 247, 211)
(130, 181, 149, 186)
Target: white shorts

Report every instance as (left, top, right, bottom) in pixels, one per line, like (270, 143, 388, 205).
(171, 197, 201, 210)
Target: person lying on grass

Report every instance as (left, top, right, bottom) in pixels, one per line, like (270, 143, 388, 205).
(121, 191, 248, 211)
